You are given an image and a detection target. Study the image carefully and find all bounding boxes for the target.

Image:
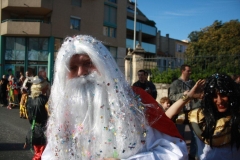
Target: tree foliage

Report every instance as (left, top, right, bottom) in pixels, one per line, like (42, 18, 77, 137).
(185, 20, 240, 77)
(186, 20, 240, 57)
(151, 20, 240, 83)
(151, 68, 180, 84)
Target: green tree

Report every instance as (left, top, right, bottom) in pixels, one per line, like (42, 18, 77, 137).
(185, 20, 240, 76)
(186, 20, 240, 57)
(151, 20, 240, 83)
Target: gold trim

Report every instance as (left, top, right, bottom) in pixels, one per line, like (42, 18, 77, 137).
(188, 108, 231, 147)
(181, 94, 190, 101)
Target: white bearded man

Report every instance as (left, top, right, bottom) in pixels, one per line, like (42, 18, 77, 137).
(42, 35, 188, 160)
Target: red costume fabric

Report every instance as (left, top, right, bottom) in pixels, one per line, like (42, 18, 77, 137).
(132, 86, 183, 140)
(33, 145, 46, 160)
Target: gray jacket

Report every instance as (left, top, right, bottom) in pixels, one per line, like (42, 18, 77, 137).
(168, 78, 201, 111)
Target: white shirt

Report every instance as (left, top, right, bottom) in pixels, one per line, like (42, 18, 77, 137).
(195, 133, 240, 160)
(42, 126, 188, 160)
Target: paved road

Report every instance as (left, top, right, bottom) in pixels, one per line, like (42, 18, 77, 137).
(0, 105, 193, 160)
(0, 106, 33, 160)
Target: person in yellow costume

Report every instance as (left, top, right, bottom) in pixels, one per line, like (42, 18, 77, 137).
(7, 79, 14, 109)
(166, 73, 240, 160)
(19, 88, 28, 118)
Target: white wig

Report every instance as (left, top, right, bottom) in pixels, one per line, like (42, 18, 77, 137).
(46, 35, 146, 159)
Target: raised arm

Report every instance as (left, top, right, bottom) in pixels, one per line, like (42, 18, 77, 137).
(165, 79, 205, 119)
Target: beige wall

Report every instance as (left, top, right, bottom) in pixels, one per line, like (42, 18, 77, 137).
(0, 0, 127, 72)
(155, 83, 170, 102)
(1, 0, 52, 8)
(175, 41, 188, 59)
(51, 0, 127, 71)
(50, 0, 126, 46)
(1, 21, 51, 36)
(160, 35, 176, 57)
(117, 47, 127, 73)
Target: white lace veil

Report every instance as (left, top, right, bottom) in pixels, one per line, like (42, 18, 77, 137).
(46, 35, 147, 159)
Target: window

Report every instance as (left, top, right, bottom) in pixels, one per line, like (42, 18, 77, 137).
(104, 4, 117, 37)
(103, 26, 116, 38)
(5, 37, 25, 60)
(108, 0, 117, 3)
(103, 26, 108, 36)
(70, 17, 81, 30)
(179, 45, 182, 52)
(28, 38, 49, 61)
(177, 44, 183, 52)
(177, 44, 187, 53)
(104, 5, 117, 25)
(71, 0, 81, 7)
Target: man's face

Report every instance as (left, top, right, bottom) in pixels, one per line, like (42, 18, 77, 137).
(68, 54, 97, 79)
(138, 71, 145, 83)
(182, 66, 191, 79)
(236, 76, 240, 84)
(144, 73, 148, 81)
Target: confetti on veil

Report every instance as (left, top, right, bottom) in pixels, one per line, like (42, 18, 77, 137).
(46, 35, 149, 160)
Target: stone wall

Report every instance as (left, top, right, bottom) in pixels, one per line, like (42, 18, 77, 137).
(124, 45, 171, 102)
(155, 83, 170, 102)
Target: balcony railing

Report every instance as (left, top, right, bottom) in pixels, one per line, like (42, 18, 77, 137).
(1, 0, 53, 9)
(1, 19, 51, 36)
(1, 19, 51, 24)
(126, 38, 156, 54)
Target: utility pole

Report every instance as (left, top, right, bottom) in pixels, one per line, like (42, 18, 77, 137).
(133, 0, 137, 50)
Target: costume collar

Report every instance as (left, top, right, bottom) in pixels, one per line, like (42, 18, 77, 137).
(189, 108, 231, 147)
(132, 86, 183, 140)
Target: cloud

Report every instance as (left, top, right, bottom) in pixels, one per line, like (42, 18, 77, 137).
(145, 0, 240, 20)
(164, 11, 189, 16)
(163, 7, 209, 17)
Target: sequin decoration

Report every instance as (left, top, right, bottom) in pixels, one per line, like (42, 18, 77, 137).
(46, 35, 147, 159)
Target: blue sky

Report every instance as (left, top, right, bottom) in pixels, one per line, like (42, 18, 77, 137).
(136, 0, 240, 41)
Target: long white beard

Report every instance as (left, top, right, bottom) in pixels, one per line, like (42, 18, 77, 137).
(46, 72, 145, 160)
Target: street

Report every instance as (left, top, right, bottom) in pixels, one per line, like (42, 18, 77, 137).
(0, 105, 192, 160)
(0, 106, 33, 160)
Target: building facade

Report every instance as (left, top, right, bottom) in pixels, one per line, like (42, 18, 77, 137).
(0, 0, 127, 81)
(125, 1, 189, 75)
(126, 1, 157, 56)
(156, 32, 188, 72)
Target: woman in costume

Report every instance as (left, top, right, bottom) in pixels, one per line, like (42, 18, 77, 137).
(7, 78, 14, 109)
(166, 73, 240, 159)
(19, 88, 28, 119)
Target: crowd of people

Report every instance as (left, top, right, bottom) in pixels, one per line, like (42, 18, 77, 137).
(0, 71, 50, 115)
(2, 35, 240, 160)
(0, 71, 51, 159)
(0, 73, 27, 110)
(138, 65, 240, 160)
